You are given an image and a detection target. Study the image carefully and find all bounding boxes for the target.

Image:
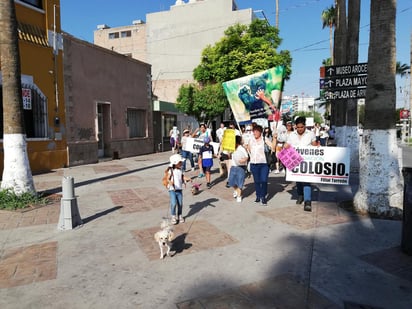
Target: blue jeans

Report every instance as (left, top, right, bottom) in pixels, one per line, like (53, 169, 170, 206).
(250, 163, 269, 200)
(296, 182, 312, 202)
(169, 190, 183, 216)
(181, 150, 194, 171)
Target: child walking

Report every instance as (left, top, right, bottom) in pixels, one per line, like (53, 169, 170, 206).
(164, 154, 191, 224)
(198, 136, 215, 189)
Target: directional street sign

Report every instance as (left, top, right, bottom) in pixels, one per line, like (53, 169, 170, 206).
(322, 88, 366, 100)
(320, 75, 368, 90)
(319, 63, 368, 100)
(323, 63, 368, 77)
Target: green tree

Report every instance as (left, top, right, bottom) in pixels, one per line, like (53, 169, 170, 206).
(176, 19, 292, 122)
(354, 0, 402, 217)
(0, 0, 35, 195)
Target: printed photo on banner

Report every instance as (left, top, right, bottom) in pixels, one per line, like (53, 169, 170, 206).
(222, 66, 285, 125)
(286, 146, 351, 185)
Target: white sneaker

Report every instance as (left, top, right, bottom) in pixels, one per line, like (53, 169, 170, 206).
(273, 169, 279, 174)
(191, 167, 195, 171)
(233, 191, 238, 198)
(236, 196, 242, 203)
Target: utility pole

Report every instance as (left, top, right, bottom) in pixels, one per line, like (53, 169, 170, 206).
(275, 0, 279, 28)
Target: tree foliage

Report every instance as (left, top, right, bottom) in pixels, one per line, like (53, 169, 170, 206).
(176, 19, 292, 121)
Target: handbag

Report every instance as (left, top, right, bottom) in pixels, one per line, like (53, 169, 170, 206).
(265, 150, 273, 166)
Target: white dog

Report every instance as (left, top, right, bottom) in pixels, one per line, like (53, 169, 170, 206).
(154, 220, 175, 259)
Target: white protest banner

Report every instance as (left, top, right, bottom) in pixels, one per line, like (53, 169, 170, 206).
(185, 137, 203, 153)
(184, 138, 220, 155)
(286, 146, 350, 185)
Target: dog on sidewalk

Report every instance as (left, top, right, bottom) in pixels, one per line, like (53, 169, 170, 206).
(191, 183, 201, 195)
(154, 219, 175, 259)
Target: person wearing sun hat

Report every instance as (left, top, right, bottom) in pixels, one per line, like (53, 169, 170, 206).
(164, 153, 191, 224)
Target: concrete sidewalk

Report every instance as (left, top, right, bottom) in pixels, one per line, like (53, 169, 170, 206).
(0, 151, 411, 309)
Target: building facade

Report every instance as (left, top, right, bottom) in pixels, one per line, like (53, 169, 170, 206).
(63, 34, 154, 165)
(93, 0, 255, 148)
(0, 0, 67, 174)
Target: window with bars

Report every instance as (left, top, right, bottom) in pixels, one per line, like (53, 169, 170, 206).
(0, 85, 48, 138)
(127, 109, 146, 138)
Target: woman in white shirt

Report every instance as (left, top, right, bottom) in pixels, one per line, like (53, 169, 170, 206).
(247, 125, 270, 206)
(228, 135, 249, 203)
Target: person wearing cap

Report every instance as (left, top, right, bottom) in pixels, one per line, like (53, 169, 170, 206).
(180, 128, 195, 172)
(165, 154, 191, 224)
(198, 136, 216, 189)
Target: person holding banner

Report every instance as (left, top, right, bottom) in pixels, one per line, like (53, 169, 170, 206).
(283, 116, 318, 212)
(247, 125, 270, 206)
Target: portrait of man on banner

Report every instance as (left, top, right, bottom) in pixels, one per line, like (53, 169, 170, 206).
(222, 66, 285, 125)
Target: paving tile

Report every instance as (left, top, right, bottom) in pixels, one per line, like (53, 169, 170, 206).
(360, 246, 412, 283)
(176, 273, 339, 308)
(258, 203, 362, 230)
(101, 175, 142, 185)
(109, 188, 168, 213)
(132, 220, 238, 261)
(0, 242, 58, 288)
(93, 164, 129, 174)
(0, 204, 60, 231)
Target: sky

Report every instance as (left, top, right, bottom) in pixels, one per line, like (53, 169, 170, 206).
(60, 0, 412, 108)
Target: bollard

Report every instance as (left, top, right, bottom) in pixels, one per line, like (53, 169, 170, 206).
(58, 176, 82, 230)
(401, 167, 412, 255)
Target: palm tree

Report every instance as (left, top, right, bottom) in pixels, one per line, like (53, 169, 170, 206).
(0, 0, 35, 194)
(396, 61, 410, 77)
(321, 5, 336, 65)
(354, 0, 402, 217)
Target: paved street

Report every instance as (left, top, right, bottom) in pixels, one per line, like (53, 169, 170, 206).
(0, 150, 412, 308)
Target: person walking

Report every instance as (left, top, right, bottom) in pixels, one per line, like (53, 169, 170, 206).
(180, 129, 195, 171)
(228, 135, 249, 203)
(283, 116, 318, 212)
(247, 125, 270, 206)
(169, 125, 180, 154)
(198, 136, 215, 189)
(164, 154, 191, 224)
(193, 123, 210, 178)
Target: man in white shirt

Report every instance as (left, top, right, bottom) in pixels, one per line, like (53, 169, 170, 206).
(284, 116, 318, 211)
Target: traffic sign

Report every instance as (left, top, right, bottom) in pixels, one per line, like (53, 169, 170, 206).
(322, 88, 366, 100)
(400, 109, 410, 120)
(322, 63, 368, 77)
(320, 75, 368, 90)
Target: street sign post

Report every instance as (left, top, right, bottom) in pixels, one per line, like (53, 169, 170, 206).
(319, 62, 368, 100)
